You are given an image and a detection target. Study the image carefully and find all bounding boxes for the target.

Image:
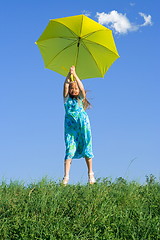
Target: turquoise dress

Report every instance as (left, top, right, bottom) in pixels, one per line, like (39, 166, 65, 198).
(64, 95, 94, 160)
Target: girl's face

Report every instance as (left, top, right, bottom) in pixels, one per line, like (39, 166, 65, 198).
(69, 82, 80, 97)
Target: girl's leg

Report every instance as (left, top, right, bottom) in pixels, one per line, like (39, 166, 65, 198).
(64, 158, 72, 177)
(62, 158, 72, 185)
(85, 157, 93, 173)
(85, 157, 96, 184)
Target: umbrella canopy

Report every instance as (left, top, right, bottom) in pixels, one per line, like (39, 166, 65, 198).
(35, 14, 120, 79)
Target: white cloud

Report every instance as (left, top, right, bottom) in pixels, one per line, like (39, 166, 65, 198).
(139, 12, 152, 26)
(81, 10, 91, 17)
(130, 2, 135, 7)
(96, 10, 152, 34)
(96, 11, 137, 34)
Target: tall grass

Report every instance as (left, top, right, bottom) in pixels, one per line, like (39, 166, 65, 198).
(0, 175, 160, 239)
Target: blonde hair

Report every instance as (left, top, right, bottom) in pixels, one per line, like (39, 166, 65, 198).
(83, 91, 92, 110)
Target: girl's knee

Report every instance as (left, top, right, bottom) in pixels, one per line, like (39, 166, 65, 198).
(65, 159, 72, 164)
(85, 157, 92, 162)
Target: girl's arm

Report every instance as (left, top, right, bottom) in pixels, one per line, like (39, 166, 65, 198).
(71, 66, 86, 98)
(63, 71, 71, 98)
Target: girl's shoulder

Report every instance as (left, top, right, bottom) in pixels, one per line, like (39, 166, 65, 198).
(64, 95, 69, 104)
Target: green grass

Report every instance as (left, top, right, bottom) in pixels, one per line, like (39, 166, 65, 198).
(0, 175, 160, 240)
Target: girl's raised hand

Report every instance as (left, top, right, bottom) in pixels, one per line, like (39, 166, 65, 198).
(70, 66, 76, 75)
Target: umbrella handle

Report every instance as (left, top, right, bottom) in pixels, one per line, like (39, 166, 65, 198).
(70, 74, 74, 82)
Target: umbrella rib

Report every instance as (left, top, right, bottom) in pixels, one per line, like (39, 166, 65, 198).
(45, 40, 77, 68)
(79, 15, 84, 37)
(37, 36, 77, 44)
(52, 20, 79, 38)
(74, 15, 84, 66)
(37, 21, 80, 43)
(81, 40, 119, 77)
(82, 38, 119, 57)
(81, 41, 103, 76)
(82, 29, 110, 39)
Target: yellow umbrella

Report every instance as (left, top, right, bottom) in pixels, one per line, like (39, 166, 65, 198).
(35, 14, 120, 80)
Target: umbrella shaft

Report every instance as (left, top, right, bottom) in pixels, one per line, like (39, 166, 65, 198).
(77, 37, 81, 47)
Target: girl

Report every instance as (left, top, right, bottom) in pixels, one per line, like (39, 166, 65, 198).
(62, 66, 96, 185)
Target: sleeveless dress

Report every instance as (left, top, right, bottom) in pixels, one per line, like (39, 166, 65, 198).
(64, 96, 94, 160)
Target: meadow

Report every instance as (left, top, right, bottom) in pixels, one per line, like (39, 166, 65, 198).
(0, 175, 160, 240)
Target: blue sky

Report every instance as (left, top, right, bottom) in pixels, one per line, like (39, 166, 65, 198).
(0, 0, 160, 184)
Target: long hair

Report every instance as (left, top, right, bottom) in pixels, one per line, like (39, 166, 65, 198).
(82, 91, 92, 110)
